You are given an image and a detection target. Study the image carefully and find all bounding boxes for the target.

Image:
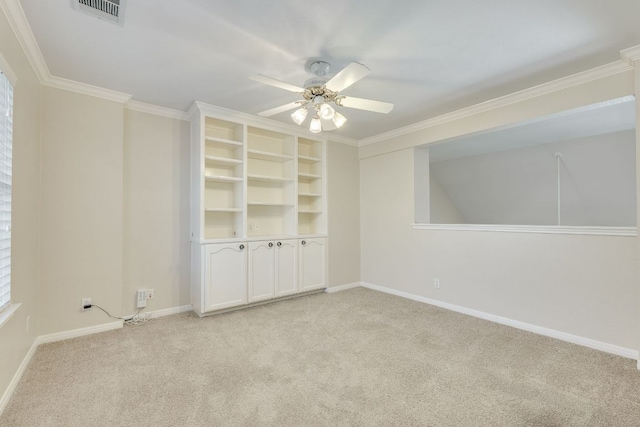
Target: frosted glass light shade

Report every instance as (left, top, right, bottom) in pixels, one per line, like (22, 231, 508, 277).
(310, 116, 322, 133)
(319, 104, 335, 120)
(332, 112, 347, 128)
(291, 108, 308, 125)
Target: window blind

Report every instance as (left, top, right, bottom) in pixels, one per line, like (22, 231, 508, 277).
(0, 70, 12, 312)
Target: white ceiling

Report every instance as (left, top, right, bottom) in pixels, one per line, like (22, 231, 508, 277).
(19, 0, 640, 139)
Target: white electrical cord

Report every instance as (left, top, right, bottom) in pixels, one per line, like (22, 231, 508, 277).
(89, 304, 153, 326)
(124, 312, 153, 326)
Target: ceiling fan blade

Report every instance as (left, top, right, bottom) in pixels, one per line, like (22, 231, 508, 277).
(257, 101, 302, 117)
(338, 96, 394, 114)
(250, 74, 304, 93)
(325, 62, 370, 92)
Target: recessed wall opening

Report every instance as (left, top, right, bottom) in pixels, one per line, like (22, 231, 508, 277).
(415, 96, 637, 233)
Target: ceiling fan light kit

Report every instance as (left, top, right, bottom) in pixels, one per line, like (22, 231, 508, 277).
(251, 60, 394, 133)
(291, 107, 308, 125)
(319, 103, 335, 120)
(332, 112, 347, 128)
(309, 116, 322, 133)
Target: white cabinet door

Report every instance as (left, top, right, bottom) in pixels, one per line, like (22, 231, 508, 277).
(248, 241, 275, 303)
(204, 242, 247, 311)
(275, 239, 297, 297)
(299, 238, 326, 292)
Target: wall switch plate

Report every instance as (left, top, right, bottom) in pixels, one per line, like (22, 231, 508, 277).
(81, 297, 92, 311)
(147, 289, 155, 300)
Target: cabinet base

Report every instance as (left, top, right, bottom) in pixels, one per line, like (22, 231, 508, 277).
(194, 288, 326, 317)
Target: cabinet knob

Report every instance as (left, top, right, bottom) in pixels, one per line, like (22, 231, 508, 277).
(277, 242, 282, 247)
(302, 240, 306, 246)
(268, 242, 273, 248)
(239, 244, 245, 250)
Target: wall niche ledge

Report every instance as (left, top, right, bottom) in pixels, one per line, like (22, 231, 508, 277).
(412, 224, 637, 237)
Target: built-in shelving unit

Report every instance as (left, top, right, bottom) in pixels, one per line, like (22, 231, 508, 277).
(197, 117, 245, 240)
(246, 127, 296, 238)
(190, 103, 326, 242)
(297, 137, 324, 235)
(190, 102, 328, 316)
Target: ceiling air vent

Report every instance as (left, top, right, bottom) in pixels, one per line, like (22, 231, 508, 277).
(71, 0, 126, 26)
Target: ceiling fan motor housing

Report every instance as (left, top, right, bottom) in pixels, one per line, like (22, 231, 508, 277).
(302, 78, 337, 104)
(303, 77, 328, 90)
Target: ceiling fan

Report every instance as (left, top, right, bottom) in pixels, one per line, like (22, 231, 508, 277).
(250, 61, 394, 133)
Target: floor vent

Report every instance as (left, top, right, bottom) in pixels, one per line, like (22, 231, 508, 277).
(71, 0, 126, 26)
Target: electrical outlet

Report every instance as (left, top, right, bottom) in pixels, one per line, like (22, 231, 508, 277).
(147, 289, 155, 300)
(81, 297, 92, 311)
(434, 278, 440, 289)
(26, 315, 30, 332)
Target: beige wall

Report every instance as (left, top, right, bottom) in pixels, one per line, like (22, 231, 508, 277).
(361, 149, 637, 348)
(123, 110, 191, 313)
(0, 7, 41, 405)
(360, 72, 639, 350)
(37, 98, 194, 335)
(39, 87, 124, 335)
(327, 141, 360, 287)
(429, 175, 465, 224)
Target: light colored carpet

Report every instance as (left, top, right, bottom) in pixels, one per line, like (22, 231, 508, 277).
(2, 287, 640, 426)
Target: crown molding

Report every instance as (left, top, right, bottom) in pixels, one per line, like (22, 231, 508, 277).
(192, 101, 314, 136)
(621, 44, 640, 64)
(358, 60, 633, 147)
(126, 100, 190, 121)
(326, 134, 359, 146)
(193, 100, 322, 139)
(0, 0, 49, 84)
(46, 75, 132, 103)
(0, 0, 357, 142)
(1, 0, 133, 103)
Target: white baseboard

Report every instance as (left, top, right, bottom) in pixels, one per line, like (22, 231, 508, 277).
(361, 282, 639, 361)
(148, 304, 193, 318)
(324, 282, 362, 293)
(0, 339, 38, 415)
(36, 321, 123, 345)
(36, 305, 194, 346)
(35, 304, 194, 345)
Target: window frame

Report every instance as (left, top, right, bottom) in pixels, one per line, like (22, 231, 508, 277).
(0, 52, 16, 316)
